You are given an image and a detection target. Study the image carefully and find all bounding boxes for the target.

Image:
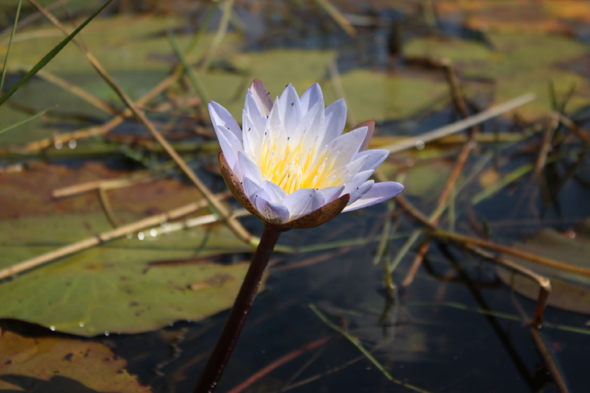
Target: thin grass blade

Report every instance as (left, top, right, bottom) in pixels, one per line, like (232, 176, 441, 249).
(0, 0, 113, 107)
(0, 105, 57, 136)
(0, 0, 23, 94)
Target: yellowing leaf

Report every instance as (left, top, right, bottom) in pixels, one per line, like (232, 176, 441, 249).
(0, 330, 152, 392)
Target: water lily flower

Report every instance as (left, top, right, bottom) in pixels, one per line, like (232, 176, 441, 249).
(210, 80, 404, 229)
(195, 81, 404, 393)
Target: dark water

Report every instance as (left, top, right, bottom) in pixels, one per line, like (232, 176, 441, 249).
(1, 2, 590, 393)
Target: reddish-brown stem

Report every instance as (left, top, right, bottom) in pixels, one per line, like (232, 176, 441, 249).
(194, 225, 283, 393)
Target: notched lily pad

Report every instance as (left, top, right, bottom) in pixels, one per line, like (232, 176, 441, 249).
(0, 214, 255, 336)
(0, 329, 152, 392)
(498, 220, 590, 314)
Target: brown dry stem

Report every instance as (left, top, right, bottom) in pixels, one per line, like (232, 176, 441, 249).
(29, 0, 252, 244)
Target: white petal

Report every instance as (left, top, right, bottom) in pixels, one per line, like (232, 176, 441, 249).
(320, 98, 347, 146)
(244, 93, 267, 138)
(242, 110, 263, 158)
(349, 120, 375, 152)
(348, 180, 373, 205)
(318, 185, 344, 203)
(278, 84, 302, 134)
(343, 182, 404, 212)
(238, 151, 263, 185)
(260, 200, 290, 224)
(209, 101, 242, 142)
(323, 126, 367, 172)
(261, 180, 288, 203)
(282, 188, 325, 220)
(343, 170, 374, 196)
(293, 100, 324, 148)
(355, 149, 389, 172)
(242, 176, 264, 200)
(215, 125, 242, 170)
(299, 83, 324, 114)
(250, 79, 273, 116)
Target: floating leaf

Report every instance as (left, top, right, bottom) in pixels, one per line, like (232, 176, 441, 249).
(0, 15, 242, 74)
(0, 329, 152, 392)
(498, 220, 590, 314)
(0, 162, 257, 336)
(436, 0, 590, 34)
(404, 32, 590, 120)
(0, 213, 254, 336)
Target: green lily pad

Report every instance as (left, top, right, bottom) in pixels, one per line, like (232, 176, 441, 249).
(0, 329, 152, 392)
(0, 15, 242, 74)
(0, 212, 254, 336)
(404, 32, 590, 120)
(0, 162, 257, 336)
(497, 220, 590, 314)
(321, 69, 450, 122)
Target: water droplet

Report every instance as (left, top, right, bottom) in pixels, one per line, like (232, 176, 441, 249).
(137, 232, 145, 240)
(415, 140, 425, 150)
(79, 321, 85, 327)
(50, 325, 55, 331)
(104, 331, 110, 337)
(150, 229, 158, 237)
(126, 233, 132, 239)
(68, 139, 77, 149)
(54, 140, 63, 149)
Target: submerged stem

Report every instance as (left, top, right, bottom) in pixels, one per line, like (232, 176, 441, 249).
(194, 225, 283, 393)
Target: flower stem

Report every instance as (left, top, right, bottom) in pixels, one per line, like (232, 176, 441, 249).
(194, 225, 283, 393)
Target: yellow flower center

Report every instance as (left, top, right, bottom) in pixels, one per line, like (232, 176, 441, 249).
(255, 133, 340, 194)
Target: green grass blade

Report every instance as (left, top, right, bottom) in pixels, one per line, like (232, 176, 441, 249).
(0, 105, 58, 136)
(0, 0, 113, 107)
(0, 0, 23, 94)
(309, 304, 430, 393)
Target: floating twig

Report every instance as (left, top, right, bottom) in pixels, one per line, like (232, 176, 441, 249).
(383, 93, 535, 153)
(0, 192, 234, 281)
(30, 0, 253, 244)
(314, 0, 357, 37)
(226, 337, 332, 393)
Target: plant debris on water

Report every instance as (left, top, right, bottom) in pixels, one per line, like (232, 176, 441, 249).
(0, 1, 589, 392)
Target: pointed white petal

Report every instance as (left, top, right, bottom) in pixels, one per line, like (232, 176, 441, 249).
(299, 83, 324, 114)
(343, 182, 404, 212)
(242, 176, 264, 200)
(261, 180, 288, 203)
(242, 110, 263, 158)
(349, 120, 375, 151)
(209, 101, 242, 142)
(244, 92, 267, 136)
(293, 100, 324, 147)
(343, 170, 374, 195)
(318, 185, 344, 203)
(238, 151, 263, 185)
(282, 188, 325, 219)
(215, 125, 242, 170)
(260, 200, 290, 224)
(324, 126, 367, 171)
(348, 180, 374, 205)
(321, 98, 347, 146)
(278, 84, 302, 135)
(250, 79, 273, 116)
(355, 149, 389, 172)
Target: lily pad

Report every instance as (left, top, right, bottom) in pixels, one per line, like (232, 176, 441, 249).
(0, 15, 242, 74)
(404, 32, 590, 120)
(436, 0, 590, 34)
(0, 162, 259, 336)
(0, 329, 152, 392)
(0, 213, 254, 336)
(497, 220, 590, 314)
